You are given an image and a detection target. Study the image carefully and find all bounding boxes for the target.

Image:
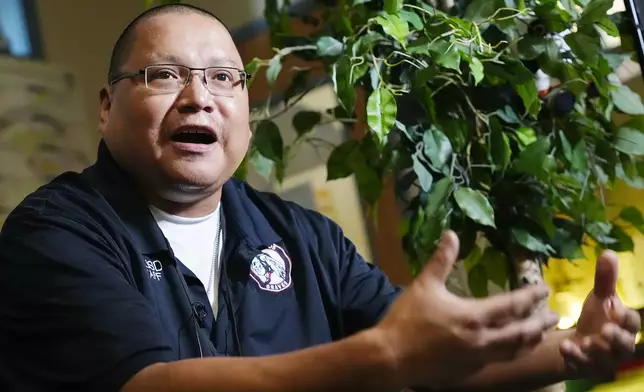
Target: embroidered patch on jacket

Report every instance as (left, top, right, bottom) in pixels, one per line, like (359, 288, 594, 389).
(249, 244, 292, 292)
(144, 257, 163, 281)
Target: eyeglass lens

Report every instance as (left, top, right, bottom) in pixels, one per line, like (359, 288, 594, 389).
(145, 65, 243, 96)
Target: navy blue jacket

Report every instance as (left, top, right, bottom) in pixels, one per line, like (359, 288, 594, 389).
(0, 141, 402, 392)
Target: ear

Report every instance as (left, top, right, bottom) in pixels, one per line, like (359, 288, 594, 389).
(98, 84, 112, 136)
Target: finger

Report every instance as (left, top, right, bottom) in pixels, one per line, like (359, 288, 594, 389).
(478, 311, 559, 361)
(594, 250, 618, 299)
(477, 284, 552, 325)
(618, 308, 642, 335)
(560, 338, 591, 369)
(419, 230, 460, 285)
(602, 323, 637, 360)
(581, 335, 615, 371)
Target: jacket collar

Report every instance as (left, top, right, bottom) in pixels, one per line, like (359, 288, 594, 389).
(83, 140, 281, 256)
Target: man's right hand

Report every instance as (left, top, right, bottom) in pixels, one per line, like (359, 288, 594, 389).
(376, 230, 559, 389)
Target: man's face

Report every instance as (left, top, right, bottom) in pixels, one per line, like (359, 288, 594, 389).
(99, 12, 250, 203)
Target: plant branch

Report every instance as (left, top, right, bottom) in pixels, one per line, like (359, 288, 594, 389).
(252, 78, 328, 124)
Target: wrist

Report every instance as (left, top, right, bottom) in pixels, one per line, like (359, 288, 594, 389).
(362, 327, 405, 390)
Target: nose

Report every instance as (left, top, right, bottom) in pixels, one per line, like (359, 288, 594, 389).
(175, 70, 215, 114)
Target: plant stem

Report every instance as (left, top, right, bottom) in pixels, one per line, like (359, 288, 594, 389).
(251, 78, 328, 124)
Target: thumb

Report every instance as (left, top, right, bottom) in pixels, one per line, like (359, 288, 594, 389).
(419, 230, 460, 285)
(593, 250, 619, 299)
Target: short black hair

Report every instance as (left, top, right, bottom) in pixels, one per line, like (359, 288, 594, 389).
(107, 3, 230, 82)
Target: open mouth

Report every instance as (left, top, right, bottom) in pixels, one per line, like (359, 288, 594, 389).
(171, 128, 217, 144)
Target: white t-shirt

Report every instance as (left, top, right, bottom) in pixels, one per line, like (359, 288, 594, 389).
(149, 204, 223, 312)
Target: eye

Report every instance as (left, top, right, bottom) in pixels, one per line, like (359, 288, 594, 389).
(210, 71, 233, 82)
(149, 68, 180, 80)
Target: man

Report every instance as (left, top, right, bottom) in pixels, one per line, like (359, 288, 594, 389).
(0, 4, 639, 392)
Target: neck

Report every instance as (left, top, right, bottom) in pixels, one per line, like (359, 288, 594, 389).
(148, 188, 222, 218)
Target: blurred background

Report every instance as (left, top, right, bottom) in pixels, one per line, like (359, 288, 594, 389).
(0, 0, 643, 390)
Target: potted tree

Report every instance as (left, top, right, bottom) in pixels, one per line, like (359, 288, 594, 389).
(243, 4, 644, 391)
(247, 0, 644, 295)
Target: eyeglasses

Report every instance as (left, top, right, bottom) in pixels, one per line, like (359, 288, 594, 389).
(109, 64, 252, 97)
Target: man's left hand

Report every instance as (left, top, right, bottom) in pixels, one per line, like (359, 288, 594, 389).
(560, 250, 641, 378)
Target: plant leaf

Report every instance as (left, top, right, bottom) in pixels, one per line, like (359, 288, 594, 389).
(376, 14, 409, 44)
(423, 126, 453, 172)
(245, 57, 262, 88)
(620, 206, 644, 224)
(490, 120, 511, 170)
(332, 56, 356, 114)
(517, 36, 548, 60)
(454, 187, 496, 228)
(250, 151, 275, 180)
(596, 17, 619, 37)
(463, 245, 484, 272)
(565, 32, 599, 62)
(354, 161, 382, 204)
(587, 221, 616, 245)
(283, 69, 310, 105)
(253, 120, 283, 163)
(266, 56, 282, 88)
(516, 127, 537, 147)
(607, 225, 635, 252)
(579, 0, 613, 28)
(384, 0, 403, 14)
(480, 248, 509, 289)
(413, 152, 433, 192)
(615, 130, 644, 156)
(468, 264, 489, 298)
(614, 116, 644, 155)
(400, 10, 423, 29)
(514, 137, 551, 179)
(550, 221, 585, 260)
(619, 206, 644, 234)
(464, 0, 500, 23)
(470, 57, 484, 85)
(367, 87, 397, 143)
(292, 110, 322, 137)
(327, 140, 359, 180)
(559, 130, 573, 163)
(425, 178, 454, 223)
(316, 36, 344, 57)
(515, 78, 541, 117)
(611, 83, 644, 115)
(571, 140, 589, 172)
(512, 228, 555, 255)
(429, 40, 461, 72)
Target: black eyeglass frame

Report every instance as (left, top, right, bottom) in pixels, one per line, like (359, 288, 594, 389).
(108, 64, 252, 91)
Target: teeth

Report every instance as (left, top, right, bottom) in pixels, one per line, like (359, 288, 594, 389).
(179, 128, 209, 134)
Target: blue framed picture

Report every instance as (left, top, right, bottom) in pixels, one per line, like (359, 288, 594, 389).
(0, 0, 42, 58)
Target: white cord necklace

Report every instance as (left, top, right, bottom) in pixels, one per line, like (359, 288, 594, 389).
(206, 207, 222, 301)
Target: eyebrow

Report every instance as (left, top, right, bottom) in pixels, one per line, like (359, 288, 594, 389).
(147, 54, 242, 68)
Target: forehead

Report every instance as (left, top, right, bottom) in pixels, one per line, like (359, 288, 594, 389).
(128, 12, 242, 67)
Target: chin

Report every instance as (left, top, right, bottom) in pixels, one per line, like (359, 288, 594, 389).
(160, 167, 223, 198)
(157, 184, 212, 204)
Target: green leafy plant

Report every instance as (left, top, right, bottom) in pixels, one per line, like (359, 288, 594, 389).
(144, 0, 644, 298)
(243, 0, 644, 296)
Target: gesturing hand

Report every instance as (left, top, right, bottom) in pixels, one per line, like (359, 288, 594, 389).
(377, 231, 560, 389)
(560, 250, 641, 378)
